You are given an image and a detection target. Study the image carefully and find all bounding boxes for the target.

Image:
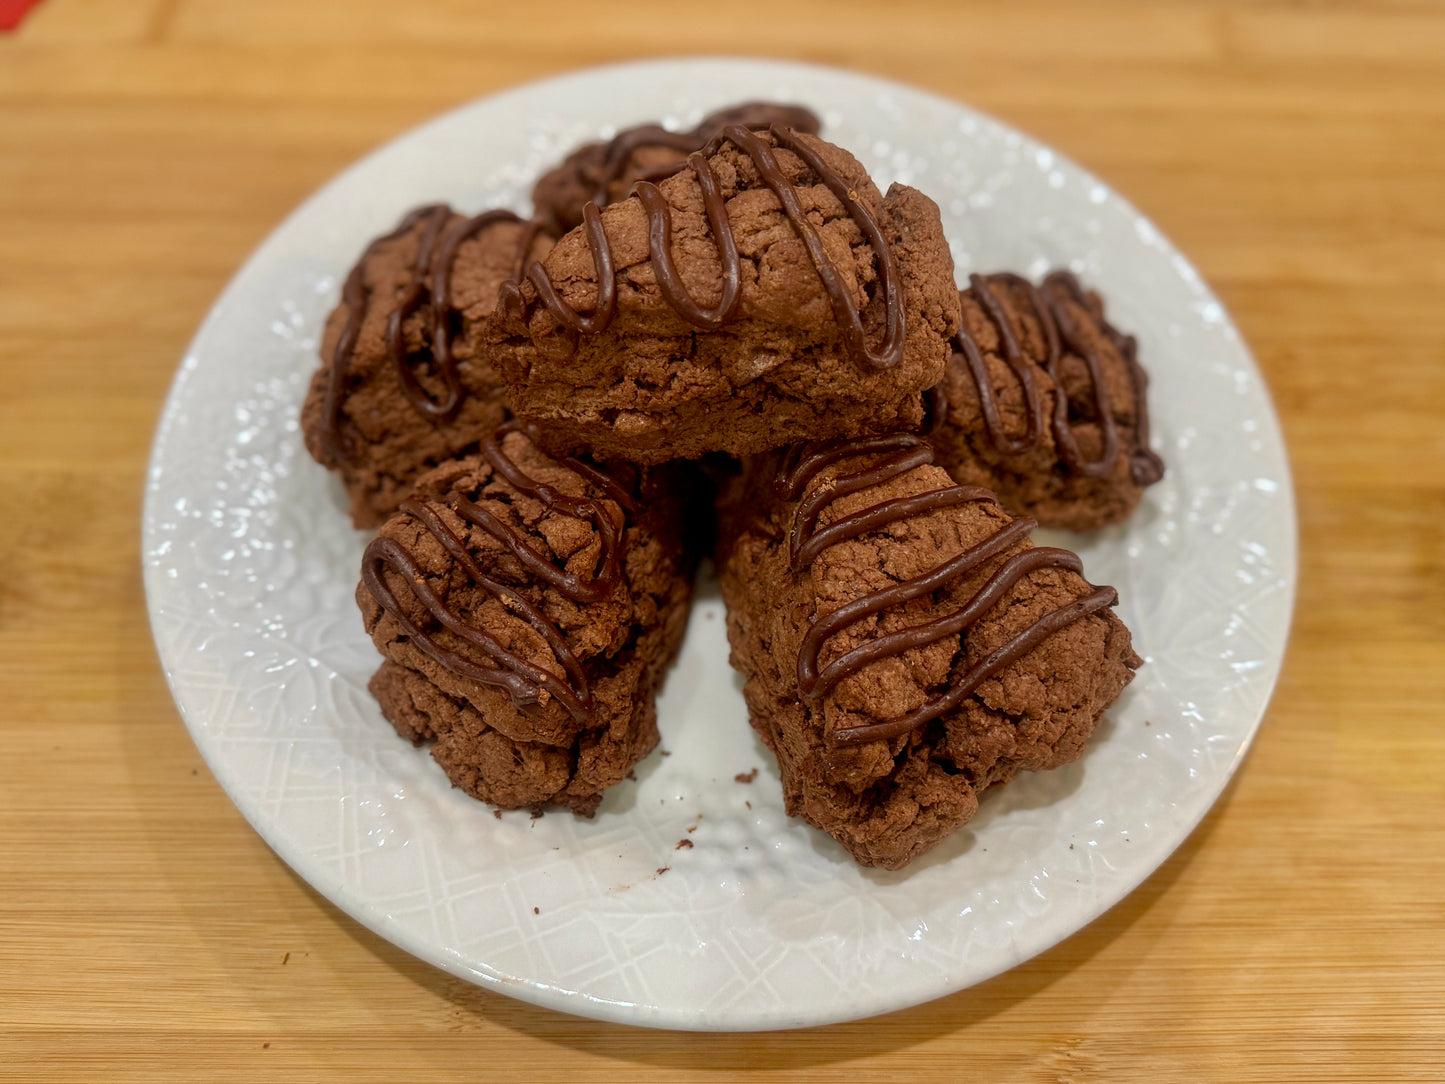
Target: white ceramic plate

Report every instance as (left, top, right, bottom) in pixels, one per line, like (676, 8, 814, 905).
(142, 58, 1296, 1031)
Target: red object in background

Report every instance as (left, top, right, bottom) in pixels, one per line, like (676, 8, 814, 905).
(0, 0, 45, 31)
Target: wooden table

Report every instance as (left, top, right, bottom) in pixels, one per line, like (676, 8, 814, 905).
(3, 1, 1442, 1079)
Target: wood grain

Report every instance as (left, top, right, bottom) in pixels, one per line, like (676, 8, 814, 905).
(2, 1, 1442, 1080)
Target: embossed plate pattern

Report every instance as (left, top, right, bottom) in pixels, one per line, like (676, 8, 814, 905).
(142, 58, 1296, 1031)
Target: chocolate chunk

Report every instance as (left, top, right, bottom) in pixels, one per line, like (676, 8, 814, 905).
(926, 271, 1164, 531)
(358, 422, 695, 815)
(301, 205, 554, 528)
(716, 433, 1141, 868)
(487, 127, 960, 463)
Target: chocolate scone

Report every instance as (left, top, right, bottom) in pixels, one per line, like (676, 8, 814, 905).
(717, 433, 1141, 869)
(301, 204, 553, 528)
(357, 421, 694, 815)
(926, 271, 1165, 531)
(531, 100, 822, 237)
(487, 125, 961, 464)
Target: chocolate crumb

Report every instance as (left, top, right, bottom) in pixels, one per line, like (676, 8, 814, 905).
(676, 839, 694, 850)
(493, 810, 502, 820)
(533, 907, 540, 915)
(656, 866, 670, 875)
(263, 1043, 270, 1050)
(734, 768, 758, 784)
(745, 801, 751, 809)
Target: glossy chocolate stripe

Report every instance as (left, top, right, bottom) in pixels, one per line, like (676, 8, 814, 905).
(361, 425, 638, 721)
(634, 152, 741, 329)
(1041, 278, 1121, 478)
(476, 420, 626, 604)
(766, 125, 905, 372)
(320, 203, 447, 460)
(797, 516, 1033, 702)
(362, 524, 592, 723)
(510, 125, 907, 374)
(589, 101, 821, 205)
(938, 270, 1163, 485)
(962, 272, 1046, 454)
(414, 208, 532, 421)
(1043, 270, 1165, 486)
(325, 205, 539, 455)
(384, 205, 454, 420)
(778, 432, 924, 500)
(787, 441, 935, 570)
(776, 434, 1122, 747)
(791, 486, 992, 574)
(830, 583, 1119, 746)
(401, 497, 591, 697)
(522, 201, 617, 334)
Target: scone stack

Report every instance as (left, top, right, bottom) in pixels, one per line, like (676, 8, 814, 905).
(301, 102, 1159, 869)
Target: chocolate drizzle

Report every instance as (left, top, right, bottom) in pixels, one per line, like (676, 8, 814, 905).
(940, 271, 1163, 486)
(950, 272, 1049, 456)
(634, 163, 741, 329)
(586, 101, 822, 211)
(503, 125, 906, 373)
(777, 433, 1119, 747)
(321, 206, 540, 462)
(360, 420, 632, 723)
(1044, 271, 1165, 486)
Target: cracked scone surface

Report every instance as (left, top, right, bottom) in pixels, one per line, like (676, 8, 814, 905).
(301, 206, 553, 528)
(358, 429, 694, 815)
(487, 128, 961, 463)
(717, 443, 1142, 869)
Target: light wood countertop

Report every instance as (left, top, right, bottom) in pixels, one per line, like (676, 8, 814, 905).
(2, 1, 1442, 1079)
